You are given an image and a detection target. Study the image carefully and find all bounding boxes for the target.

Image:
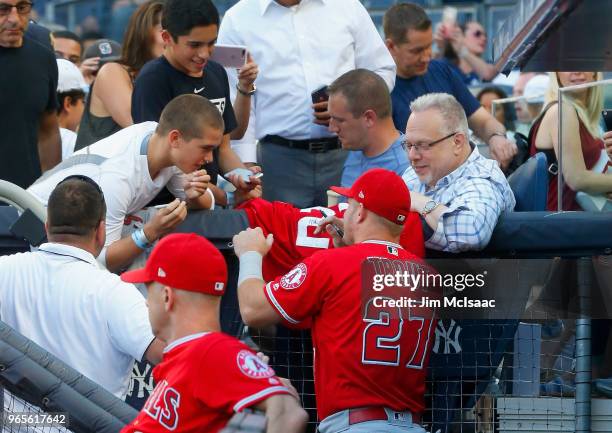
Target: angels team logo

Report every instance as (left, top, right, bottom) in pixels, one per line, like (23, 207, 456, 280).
(280, 263, 307, 290)
(237, 350, 275, 379)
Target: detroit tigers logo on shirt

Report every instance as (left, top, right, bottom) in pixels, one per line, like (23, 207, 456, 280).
(209, 97, 226, 115)
(237, 350, 275, 379)
(280, 263, 307, 290)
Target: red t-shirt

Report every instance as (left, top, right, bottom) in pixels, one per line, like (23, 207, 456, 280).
(121, 332, 290, 433)
(239, 198, 425, 280)
(263, 241, 436, 420)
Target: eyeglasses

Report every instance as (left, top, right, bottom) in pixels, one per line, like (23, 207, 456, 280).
(0, 1, 33, 17)
(402, 132, 457, 153)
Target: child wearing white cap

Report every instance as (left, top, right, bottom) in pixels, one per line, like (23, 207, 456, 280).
(56, 59, 88, 160)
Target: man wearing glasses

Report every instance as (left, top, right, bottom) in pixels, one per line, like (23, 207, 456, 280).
(402, 93, 515, 253)
(0, 0, 62, 189)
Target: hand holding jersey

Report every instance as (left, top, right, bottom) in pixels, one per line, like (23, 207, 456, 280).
(234, 169, 435, 432)
(232, 227, 274, 258)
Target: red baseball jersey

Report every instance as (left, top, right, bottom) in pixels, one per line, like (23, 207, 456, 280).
(121, 332, 290, 433)
(263, 241, 436, 420)
(239, 198, 425, 280)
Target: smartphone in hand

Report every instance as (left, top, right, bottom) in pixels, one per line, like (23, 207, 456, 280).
(312, 85, 329, 113)
(211, 44, 248, 68)
(312, 85, 329, 103)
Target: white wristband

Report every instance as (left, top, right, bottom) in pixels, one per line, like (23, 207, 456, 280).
(238, 251, 263, 286)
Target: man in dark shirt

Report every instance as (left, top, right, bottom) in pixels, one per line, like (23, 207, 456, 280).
(383, 3, 517, 171)
(132, 0, 258, 202)
(0, 1, 61, 188)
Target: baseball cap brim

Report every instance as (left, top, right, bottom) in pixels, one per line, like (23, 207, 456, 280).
(121, 268, 153, 284)
(330, 185, 353, 198)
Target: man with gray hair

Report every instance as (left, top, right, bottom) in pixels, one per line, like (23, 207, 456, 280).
(402, 92, 515, 252)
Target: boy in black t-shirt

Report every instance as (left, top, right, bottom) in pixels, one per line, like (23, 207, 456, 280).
(132, 0, 259, 204)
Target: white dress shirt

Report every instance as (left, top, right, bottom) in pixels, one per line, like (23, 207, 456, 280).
(218, 0, 396, 157)
(0, 243, 154, 399)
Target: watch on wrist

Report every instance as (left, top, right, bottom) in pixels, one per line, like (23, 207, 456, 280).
(236, 83, 256, 96)
(421, 200, 439, 217)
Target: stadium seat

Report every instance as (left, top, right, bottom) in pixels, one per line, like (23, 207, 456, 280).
(507, 152, 549, 211)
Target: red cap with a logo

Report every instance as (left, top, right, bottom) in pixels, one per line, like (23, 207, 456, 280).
(121, 233, 227, 295)
(330, 168, 411, 225)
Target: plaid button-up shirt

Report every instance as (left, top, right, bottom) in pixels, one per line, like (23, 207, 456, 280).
(402, 147, 516, 252)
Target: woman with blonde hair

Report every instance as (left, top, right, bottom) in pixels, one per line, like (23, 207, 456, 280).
(75, 0, 164, 150)
(529, 72, 611, 210)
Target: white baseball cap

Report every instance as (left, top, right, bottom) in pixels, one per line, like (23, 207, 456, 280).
(523, 74, 550, 105)
(56, 59, 88, 93)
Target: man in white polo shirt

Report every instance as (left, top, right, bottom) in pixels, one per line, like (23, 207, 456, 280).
(0, 176, 163, 399)
(28, 94, 222, 272)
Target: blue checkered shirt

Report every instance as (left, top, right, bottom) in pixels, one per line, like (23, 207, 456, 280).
(402, 147, 516, 252)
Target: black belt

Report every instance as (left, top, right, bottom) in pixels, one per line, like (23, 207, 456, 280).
(263, 135, 340, 153)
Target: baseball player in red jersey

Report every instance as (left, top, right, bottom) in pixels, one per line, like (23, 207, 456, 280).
(236, 198, 425, 281)
(233, 169, 436, 432)
(119, 233, 307, 433)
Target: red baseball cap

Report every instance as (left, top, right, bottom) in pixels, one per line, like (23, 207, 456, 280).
(121, 233, 227, 295)
(330, 168, 411, 225)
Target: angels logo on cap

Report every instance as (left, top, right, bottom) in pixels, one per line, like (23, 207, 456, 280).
(237, 350, 275, 379)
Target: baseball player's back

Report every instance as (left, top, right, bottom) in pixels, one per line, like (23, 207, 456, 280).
(264, 241, 436, 420)
(122, 332, 290, 433)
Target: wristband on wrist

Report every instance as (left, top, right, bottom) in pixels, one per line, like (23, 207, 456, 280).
(237, 251, 263, 286)
(236, 83, 256, 96)
(132, 228, 153, 251)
